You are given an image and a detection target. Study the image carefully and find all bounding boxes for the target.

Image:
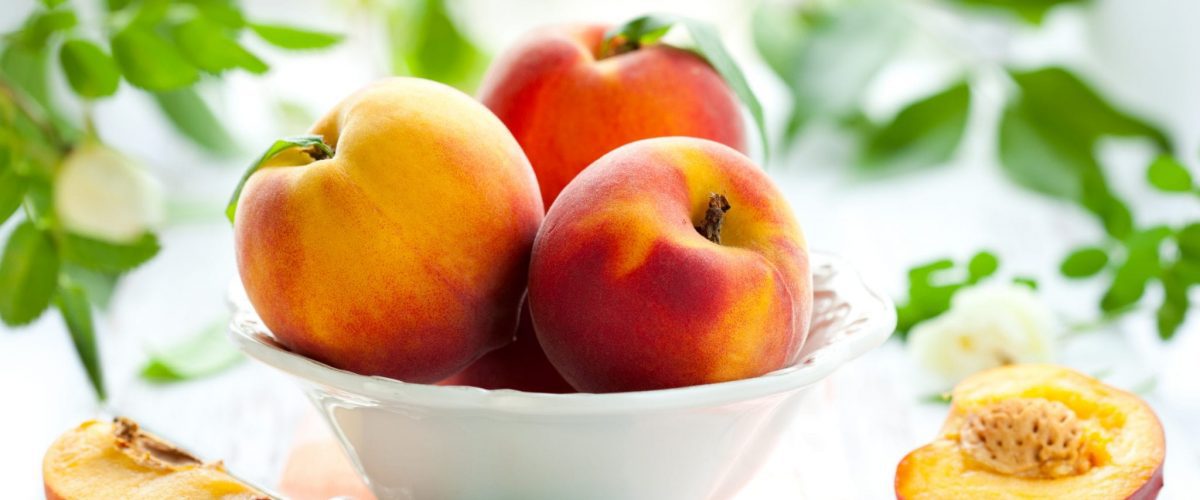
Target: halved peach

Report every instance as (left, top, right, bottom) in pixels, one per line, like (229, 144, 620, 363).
(43, 418, 268, 499)
(895, 364, 1164, 499)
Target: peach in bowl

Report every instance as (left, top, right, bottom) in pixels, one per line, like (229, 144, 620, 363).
(228, 252, 895, 499)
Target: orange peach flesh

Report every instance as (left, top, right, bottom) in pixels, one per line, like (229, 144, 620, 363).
(43, 419, 268, 500)
(895, 365, 1166, 499)
(528, 137, 810, 392)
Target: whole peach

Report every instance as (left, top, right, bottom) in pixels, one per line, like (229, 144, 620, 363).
(478, 24, 747, 208)
(234, 78, 543, 382)
(528, 137, 811, 392)
(439, 305, 574, 393)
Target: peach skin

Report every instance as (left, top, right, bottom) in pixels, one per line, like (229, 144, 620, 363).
(895, 365, 1166, 499)
(527, 137, 811, 393)
(478, 23, 747, 208)
(233, 78, 543, 383)
(439, 305, 574, 393)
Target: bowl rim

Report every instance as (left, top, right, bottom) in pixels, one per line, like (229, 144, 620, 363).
(228, 251, 896, 415)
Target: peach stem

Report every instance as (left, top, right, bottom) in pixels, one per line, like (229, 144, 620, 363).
(695, 193, 731, 244)
(306, 145, 333, 161)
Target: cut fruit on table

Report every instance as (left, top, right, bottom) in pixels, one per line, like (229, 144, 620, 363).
(43, 418, 269, 500)
(895, 364, 1166, 499)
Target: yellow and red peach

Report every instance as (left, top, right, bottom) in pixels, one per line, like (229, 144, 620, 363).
(478, 23, 747, 209)
(895, 364, 1166, 499)
(527, 137, 811, 392)
(234, 78, 543, 383)
(43, 418, 267, 499)
(439, 305, 574, 393)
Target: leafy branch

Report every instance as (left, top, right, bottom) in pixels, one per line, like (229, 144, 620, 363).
(0, 0, 341, 400)
(894, 251, 1037, 338)
(1059, 157, 1200, 340)
(755, 0, 1196, 340)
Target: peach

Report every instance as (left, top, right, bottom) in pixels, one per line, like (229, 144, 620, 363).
(478, 23, 747, 209)
(527, 137, 811, 392)
(895, 365, 1166, 499)
(43, 418, 267, 499)
(234, 78, 543, 383)
(439, 305, 574, 393)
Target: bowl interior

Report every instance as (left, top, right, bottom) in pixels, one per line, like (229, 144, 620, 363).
(228, 252, 896, 414)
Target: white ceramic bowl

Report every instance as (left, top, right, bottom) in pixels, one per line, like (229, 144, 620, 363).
(229, 253, 895, 500)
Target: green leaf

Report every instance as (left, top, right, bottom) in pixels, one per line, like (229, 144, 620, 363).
(752, 1, 907, 141)
(153, 88, 236, 155)
(63, 265, 119, 311)
(106, 0, 133, 11)
(1, 44, 52, 116)
(679, 18, 769, 161)
(249, 23, 342, 50)
(227, 135, 332, 222)
(189, 0, 245, 28)
(1009, 68, 1169, 148)
(1157, 263, 1189, 340)
(1060, 247, 1109, 278)
(0, 221, 60, 326)
(140, 319, 242, 383)
(41, 0, 68, 8)
(61, 232, 160, 274)
(599, 15, 675, 56)
(0, 167, 28, 225)
(861, 81, 971, 169)
(921, 392, 953, 405)
(111, 26, 199, 91)
(950, 0, 1088, 24)
(58, 39, 121, 99)
(390, 0, 488, 91)
(896, 258, 957, 335)
(997, 67, 1160, 239)
(2, 44, 80, 144)
(21, 9, 78, 47)
(22, 178, 54, 225)
(1093, 195, 1133, 240)
(1100, 227, 1171, 312)
(907, 258, 955, 282)
(967, 250, 999, 282)
(1146, 155, 1193, 192)
(602, 15, 769, 161)
(129, 0, 169, 27)
(1177, 223, 1200, 262)
(173, 17, 267, 74)
(56, 279, 106, 400)
(1013, 276, 1039, 289)
(998, 92, 1097, 200)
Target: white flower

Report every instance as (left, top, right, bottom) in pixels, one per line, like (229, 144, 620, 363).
(909, 283, 1057, 384)
(55, 142, 164, 243)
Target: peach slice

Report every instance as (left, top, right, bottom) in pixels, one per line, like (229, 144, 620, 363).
(895, 364, 1165, 499)
(43, 418, 269, 499)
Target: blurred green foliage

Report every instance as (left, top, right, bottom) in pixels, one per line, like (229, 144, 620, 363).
(754, 0, 1196, 340)
(754, 0, 908, 143)
(0, 0, 341, 400)
(949, 0, 1088, 24)
(895, 251, 1038, 338)
(387, 0, 488, 91)
(1059, 162, 1200, 340)
(141, 318, 242, 383)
